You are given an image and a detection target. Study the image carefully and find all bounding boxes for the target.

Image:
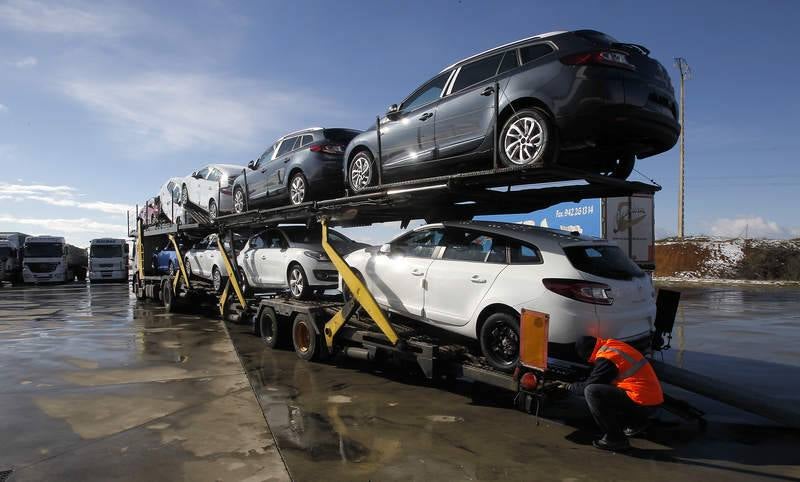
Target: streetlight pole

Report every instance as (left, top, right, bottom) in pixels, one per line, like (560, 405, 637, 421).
(674, 57, 691, 239)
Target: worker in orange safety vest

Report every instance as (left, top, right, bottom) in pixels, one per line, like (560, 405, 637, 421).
(563, 336, 664, 451)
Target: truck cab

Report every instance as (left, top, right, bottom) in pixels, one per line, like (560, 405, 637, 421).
(89, 238, 129, 282)
(22, 236, 87, 283)
(0, 232, 30, 285)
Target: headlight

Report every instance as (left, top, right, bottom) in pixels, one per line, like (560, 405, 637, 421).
(303, 250, 329, 262)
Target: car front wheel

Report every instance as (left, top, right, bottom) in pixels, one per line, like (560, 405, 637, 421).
(287, 263, 311, 300)
(348, 150, 376, 193)
(208, 199, 218, 221)
(233, 187, 246, 213)
(479, 312, 520, 372)
(499, 108, 554, 168)
(212, 266, 223, 293)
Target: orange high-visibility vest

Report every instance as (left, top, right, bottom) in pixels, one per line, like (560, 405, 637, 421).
(589, 338, 664, 406)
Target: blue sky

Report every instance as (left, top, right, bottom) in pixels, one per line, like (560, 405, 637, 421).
(1, 0, 799, 246)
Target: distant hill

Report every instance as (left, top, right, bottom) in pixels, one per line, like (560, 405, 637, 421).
(655, 237, 800, 281)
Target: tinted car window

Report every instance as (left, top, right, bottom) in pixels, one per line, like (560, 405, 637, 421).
(196, 167, 209, 178)
(497, 50, 520, 74)
(167, 181, 175, 191)
(563, 245, 644, 280)
(520, 44, 554, 64)
(257, 144, 276, 166)
(402, 72, 450, 112)
(442, 229, 505, 263)
(206, 169, 220, 181)
(281, 226, 351, 244)
(172, 185, 181, 202)
(301, 135, 314, 146)
(263, 231, 285, 249)
(450, 53, 503, 94)
(276, 137, 298, 157)
(510, 241, 542, 264)
(391, 228, 444, 258)
(322, 129, 360, 143)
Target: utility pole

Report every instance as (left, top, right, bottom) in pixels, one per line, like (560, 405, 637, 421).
(674, 57, 691, 238)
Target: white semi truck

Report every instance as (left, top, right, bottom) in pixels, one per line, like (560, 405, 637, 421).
(88, 238, 129, 282)
(22, 236, 88, 284)
(0, 232, 30, 286)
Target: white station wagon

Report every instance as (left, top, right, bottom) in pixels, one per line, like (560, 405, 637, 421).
(344, 221, 655, 371)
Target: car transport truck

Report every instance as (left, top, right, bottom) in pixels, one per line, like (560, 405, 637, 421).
(0, 232, 30, 286)
(88, 238, 129, 282)
(22, 236, 88, 284)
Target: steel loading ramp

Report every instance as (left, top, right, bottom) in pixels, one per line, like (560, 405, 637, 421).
(216, 167, 660, 230)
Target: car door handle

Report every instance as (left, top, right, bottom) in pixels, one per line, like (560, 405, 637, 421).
(260, 256, 266, 260)
(410, 269, 424, 276)
(470, 275, 487, 283)
(283, 158, 290, 164)
(481, 86, 495, 96)
(418, 112, 433, 121)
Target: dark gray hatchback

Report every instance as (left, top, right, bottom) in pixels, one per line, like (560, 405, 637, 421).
(344, 29, 680, 192)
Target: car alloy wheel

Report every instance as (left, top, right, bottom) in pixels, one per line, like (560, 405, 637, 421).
(480, 312, 520, 372)
(233, 188, 245, 213)
(289, 174, 306, 205)
(349, 153, 373, 192)
(168, 261, 175, 276)
(212, 267, 222, 293)
(288, 265, 307, 299)
(181, 185, 189, 205)
(504, 116, 544, 165)
(209, 200, 218, 221)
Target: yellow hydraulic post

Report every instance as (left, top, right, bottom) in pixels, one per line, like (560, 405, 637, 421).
(216, 237, 247, 309)
(218, 281, 230, 316)
(168, 234, 191, 291)
(321, 218, 398, 349)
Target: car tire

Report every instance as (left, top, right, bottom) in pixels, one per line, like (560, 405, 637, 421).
(212, 266, 223, 294)
(233, 187, 246, 214)
(237, 266, 251, 297)
(289, 172, 309, 205)
(292, 314, 325, 361)
(287, 263, 311, 300)
(348, 150, 376, 193)
(168, 261, 175, 276)
(209, 199, 218, 221)
(259, 307, 284, 349)
(603, 154, 636, 179)
(499, 108, 555, 168)
(185, 259, 192, 279)
(479, 311, 520, 373)
(181, 184, 189, 206)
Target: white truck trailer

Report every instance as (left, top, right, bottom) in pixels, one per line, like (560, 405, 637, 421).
(22, 236, 88, 283)
(88, 238, 129, 282)
(0, 232, 30, 286)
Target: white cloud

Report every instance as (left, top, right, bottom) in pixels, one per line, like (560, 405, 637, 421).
(25, 196, 130, 215)
(0, 182, 75, 196)
(709, 216, 798, 239)
(0, 214, 126, 247)
(62, 72, 342, 152)
(12, 56, 38, 68)
(0, 0, 125, 35)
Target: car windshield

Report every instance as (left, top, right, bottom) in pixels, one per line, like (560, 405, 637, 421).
(573, 30, 618, 45)
(90, 245, 123, 258)
(323, 129, 360, 143)
(282, 227, 351, 244)
(563, 245, 644, 280)
(24, 243, 63, 258)
(0, 247, 12, 258)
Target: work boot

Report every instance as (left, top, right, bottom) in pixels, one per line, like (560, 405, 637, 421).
(592, 436, 631, 452)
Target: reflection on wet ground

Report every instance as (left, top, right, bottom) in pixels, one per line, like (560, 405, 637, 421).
(227, 283, 800, 482)
(0, 283, 289, 482)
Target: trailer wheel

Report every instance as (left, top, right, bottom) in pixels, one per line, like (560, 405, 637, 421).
(162, 280, 179, 313)
(133, 274, 145, 300)
(259, 308, 284, 349)
(292, 314, 325, 361)
(76, 269, 87, 282)
(479, 312, 520, 373)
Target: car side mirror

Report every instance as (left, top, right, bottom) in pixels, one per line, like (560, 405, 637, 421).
(387, 104, 399, 114)
(191, 171, 198, 178)
(247, 160, 256, 170)
(379, 243, 391, 255)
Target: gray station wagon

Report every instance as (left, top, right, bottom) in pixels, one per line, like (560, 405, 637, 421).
(343, 29, 679, 192)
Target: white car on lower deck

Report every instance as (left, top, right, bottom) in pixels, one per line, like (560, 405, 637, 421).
(184, 233, 246, 292)
(343, 221, 655, 371)
(236, 226, 366, 299)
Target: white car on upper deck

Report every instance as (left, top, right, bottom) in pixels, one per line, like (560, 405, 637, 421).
(180, 164, 246, 221)
(343, 220, 655, 371)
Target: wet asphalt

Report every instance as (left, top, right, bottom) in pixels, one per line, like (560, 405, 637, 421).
(1, 281, 799, 481)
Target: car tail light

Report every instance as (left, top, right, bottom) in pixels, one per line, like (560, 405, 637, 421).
(560, 50, 635, 70)
(310, 143, 345, 155)
(542, 278, 614, 305)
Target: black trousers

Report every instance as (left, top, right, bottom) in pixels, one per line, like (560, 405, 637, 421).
(584, 384, 657, 440)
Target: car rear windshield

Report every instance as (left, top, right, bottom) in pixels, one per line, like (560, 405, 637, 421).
(323, 129, 360, 143)
(573, 30, 618, 46)
(90, 245, 122, 258)
(563, 245, 644, 280)
(283, 226, 351, 244)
